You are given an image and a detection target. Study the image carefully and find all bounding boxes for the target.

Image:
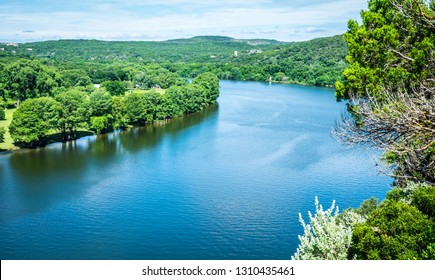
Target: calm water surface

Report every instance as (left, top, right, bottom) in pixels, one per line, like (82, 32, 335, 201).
(0, 81, 391, 259)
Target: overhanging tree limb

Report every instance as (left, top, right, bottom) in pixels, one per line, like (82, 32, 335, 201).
(413, 0, 435, 20)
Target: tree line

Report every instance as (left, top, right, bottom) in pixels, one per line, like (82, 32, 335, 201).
(0, 57, 219, 147)
(1, 35, 347, 88)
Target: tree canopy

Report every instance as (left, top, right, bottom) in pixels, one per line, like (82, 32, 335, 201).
(2, 61, 220, 147)
(9, 97, 60, 147)
(348, 185, 435, 260)
(0, 127, 5, 143)
(334, 0, 435, 185)
(335, 0, 435, 101)
(1, 59, 62, 103)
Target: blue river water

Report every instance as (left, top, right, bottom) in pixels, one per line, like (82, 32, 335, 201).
(0, 80, 391, 259)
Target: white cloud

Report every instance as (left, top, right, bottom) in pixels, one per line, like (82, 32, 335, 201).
(0, 0, 367, 42)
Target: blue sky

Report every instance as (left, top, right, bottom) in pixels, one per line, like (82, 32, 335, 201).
(0, 0, 368, 42)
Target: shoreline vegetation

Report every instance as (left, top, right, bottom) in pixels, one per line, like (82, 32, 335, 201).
(1, 69, 219, 150)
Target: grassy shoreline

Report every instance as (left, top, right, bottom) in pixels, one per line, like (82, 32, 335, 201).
(0, 109, 18, 152)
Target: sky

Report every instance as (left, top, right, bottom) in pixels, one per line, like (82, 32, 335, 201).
(0, 0, 368, 43)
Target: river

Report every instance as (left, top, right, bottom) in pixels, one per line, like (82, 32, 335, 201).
(0, 80, 391, 259)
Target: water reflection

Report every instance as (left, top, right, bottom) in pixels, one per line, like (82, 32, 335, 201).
(1, 104, 218, 221)
(118, 104, 218, 153)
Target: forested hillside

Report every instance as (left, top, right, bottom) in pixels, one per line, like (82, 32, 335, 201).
(1, 35, 347, 87)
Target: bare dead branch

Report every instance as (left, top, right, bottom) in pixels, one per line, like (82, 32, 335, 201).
(333, 86, 435, 185)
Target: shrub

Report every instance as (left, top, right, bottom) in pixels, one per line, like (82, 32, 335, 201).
(0, 127, 5, 143)
(292, 197, 365, 260)
(411, 187, 435, 218)
(348, 199, 433, 260)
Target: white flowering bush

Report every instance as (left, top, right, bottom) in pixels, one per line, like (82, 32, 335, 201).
(292, 197, 365, 260)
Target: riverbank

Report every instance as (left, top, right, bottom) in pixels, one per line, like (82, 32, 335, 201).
(0, 108, 206, 153)
(0, 108, 94, 152)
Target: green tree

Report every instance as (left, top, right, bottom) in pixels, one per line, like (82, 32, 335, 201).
(101, 80, 126, 96)
(0, 109, 5, 121)
(2, 59, 62, 104)
(89, 90, 114, 133)
(133, 71, 154, 89)
(336, 0, 435, 100)
(9, 97, 60, 147)
(90, 116, 113, 134)
(141, 90, 162, 123)
(192, 72, 220, 103)
(0, 127, 5, 143)
(55, 89, 89, 141)
(62, 69, 92, 87)
(155, 94, 175, 120)
(411, 186, 435, 217)
(156, 72, 184, 89)
(112, 96, 128, 129)
(166, 86, 185, 116)
(348, 199, 435, 260)
(124, 91, 147, 125)
(89, 90, 113, 117)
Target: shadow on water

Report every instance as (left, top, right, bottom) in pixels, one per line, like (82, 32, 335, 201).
(117, 104, 219, 153)
(1, 104, 219, 221)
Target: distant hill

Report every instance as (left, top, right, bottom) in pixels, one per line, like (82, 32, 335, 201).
(5, 36, 282, 63)
(168, 36, 282, 45)
(1, 35, 347, 87)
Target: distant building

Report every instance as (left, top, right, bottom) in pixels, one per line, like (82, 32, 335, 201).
(0, 48, 4, 51)
(234, 51, 238, 57)
(248, 49, 263, 54)
(26, 48, 33, 51)
(6, 43, 18, 47)
(94, 84, 101, 89)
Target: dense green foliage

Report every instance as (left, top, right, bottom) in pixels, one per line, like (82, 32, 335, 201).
(335, 0, 435, 100)
(348, 185, 435, 260)
(1, 35, 347, 87)
(9, 97, 60, 147)
(101, 80, 126, 96)
(226, 35, 347, 86)
(0, 127, 5, 143)
(55, 89, 89, 140)
(0, 108, 5, 120)
(4, 36, 345, 148)
(5, 62, 219, 147)
(0, 59, 62, 103)
(4, 36, 280, 63)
